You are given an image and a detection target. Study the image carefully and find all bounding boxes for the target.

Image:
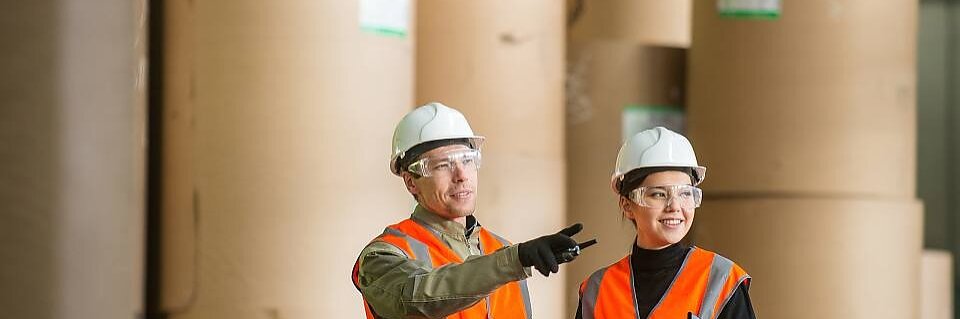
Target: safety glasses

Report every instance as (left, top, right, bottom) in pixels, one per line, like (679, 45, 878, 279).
(407, 149, 482, 177)
(628, 184, 702, 209)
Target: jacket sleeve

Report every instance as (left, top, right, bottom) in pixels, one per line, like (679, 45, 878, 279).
(356, 240, 532, 319)
(716, 282, 756, 319)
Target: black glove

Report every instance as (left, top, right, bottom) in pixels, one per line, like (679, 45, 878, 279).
(517, 223, 583, 277)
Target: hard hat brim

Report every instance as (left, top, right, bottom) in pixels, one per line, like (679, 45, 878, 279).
(611, 165, 707, 194)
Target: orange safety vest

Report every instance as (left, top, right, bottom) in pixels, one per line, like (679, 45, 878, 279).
(352, 218, 532, 319)
(579, 247, 750, 319)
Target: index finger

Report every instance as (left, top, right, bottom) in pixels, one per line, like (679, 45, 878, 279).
(557, 223, 583, 237)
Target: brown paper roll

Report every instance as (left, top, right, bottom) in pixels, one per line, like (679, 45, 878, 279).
(163, 1, 414, 318)
(416, 1, 566, 316)
(1, 0, 146, 317)
(692, 198, 922, 319)
(568, 0, 692, 47)
(161, 0, 197, 309)
(564, 41, 686, 312)
(688, 0, 917, 198)
(922, 250, 953, 319)
(1, 1, 145, 318)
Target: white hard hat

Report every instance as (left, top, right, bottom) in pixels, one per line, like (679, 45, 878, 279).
(611, 126, 706, 192)
(390, 102, 485, 175)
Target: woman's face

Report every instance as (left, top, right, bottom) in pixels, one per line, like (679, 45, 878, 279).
(621, 171, 695, 250)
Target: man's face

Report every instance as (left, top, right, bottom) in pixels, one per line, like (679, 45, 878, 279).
(403, 144, 479, 221)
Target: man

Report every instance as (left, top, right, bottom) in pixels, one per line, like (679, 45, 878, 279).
(352, 102, 585, 319)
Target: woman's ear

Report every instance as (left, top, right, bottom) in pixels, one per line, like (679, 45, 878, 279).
(619, 196, 634, 221)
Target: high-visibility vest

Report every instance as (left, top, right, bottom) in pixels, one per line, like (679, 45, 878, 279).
(352, 218, 533, 319)
(579, 247, 750, 319)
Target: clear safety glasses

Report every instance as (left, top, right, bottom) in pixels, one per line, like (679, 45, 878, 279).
(628, 184, 703, 209)
(407, 149, 482, 177)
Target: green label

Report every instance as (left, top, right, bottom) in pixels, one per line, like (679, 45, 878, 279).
(717, 0, 781, 20)
(622, 105, 685, 141)
(359, 0, 410, 37)
(360, 26, 407, 38)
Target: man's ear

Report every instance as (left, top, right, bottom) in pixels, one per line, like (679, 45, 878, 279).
(402, 172, 419, 196)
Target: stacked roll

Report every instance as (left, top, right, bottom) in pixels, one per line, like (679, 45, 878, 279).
(688, 1, 921, 318)
(162, 1, 414, 318)
(415, 1, 566, 317)
(921, 250, 953, 319)
(568, 0, 691, 47)
(0, 1, 146, 318)
(564, 0, 692, 315)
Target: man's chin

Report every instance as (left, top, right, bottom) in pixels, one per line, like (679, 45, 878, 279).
(447, 205, 476, 218)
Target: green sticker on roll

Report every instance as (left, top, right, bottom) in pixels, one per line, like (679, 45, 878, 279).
(717, 0, 781, 20)
(359, 0, 410, 37)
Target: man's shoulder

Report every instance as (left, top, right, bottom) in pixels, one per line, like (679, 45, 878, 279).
(359, 239, 409, 262)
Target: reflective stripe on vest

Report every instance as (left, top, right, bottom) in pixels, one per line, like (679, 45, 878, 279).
(578, 247, 750, 319)
(353, 218, 532, 319)
(486, 232, 533, 319)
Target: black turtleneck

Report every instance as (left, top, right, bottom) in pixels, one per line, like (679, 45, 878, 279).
(575, 243, 756, 319)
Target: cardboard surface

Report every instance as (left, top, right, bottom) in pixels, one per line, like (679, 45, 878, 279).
(922, 250, 954, 319)
(687, 0, 918, 198)
(162, 1, 415, 317)
(692, 198, 922, 319)
(416, 1, 567, 317)
(0, 1, 145, 318)
(568, 0, 692, 47)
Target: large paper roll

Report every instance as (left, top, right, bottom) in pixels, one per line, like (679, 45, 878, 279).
(0, 1, 145, 318)
(568, 0, 692, 47)
(692, 198, 922, 319)
(922, 250, 953, 319)
(416, 1, 566, 316)
(163, 1, 414, 317)
(688, 0, 917, 198)
(564, 41, 686, 313)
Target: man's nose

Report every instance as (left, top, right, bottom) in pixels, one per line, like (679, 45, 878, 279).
(451, 163, 469, 182)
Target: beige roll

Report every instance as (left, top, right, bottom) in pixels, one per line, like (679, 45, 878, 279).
(0, 1, 145, 318)
(163, 1, 414, 318)
(688, 0, 917, 198)
(564, 41, 686, 313)
(161, 0, 197, 308)
(922, 250, 953, 319)
(416, 1, 566, 317)
(692, 198, 922, 319)
(568, 0, 692, 47)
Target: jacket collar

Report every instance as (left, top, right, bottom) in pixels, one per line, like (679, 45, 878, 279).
(411, 205, 479, 238)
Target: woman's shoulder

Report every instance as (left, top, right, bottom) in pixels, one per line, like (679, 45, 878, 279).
(692, 246, 750, 278)
(690, 246, 748, 273)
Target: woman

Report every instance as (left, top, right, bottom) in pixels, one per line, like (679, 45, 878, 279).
(576, 127, 756, 319)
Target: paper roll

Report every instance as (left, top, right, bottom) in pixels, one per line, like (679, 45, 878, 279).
(162, 1, 415, 317)
(922, 250, 953, 319)
(0, 1, 145, 318)
(416, 1, 566, 317)
(568, 0, 692, 47)
(692, 198, 922, 319)
(687, 0, 917, 198)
